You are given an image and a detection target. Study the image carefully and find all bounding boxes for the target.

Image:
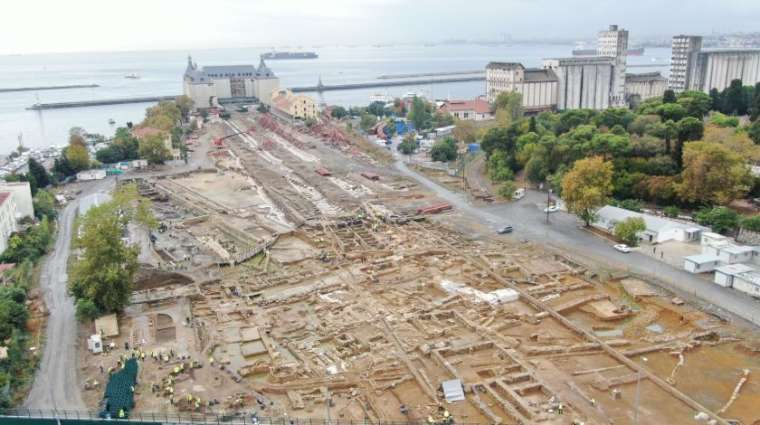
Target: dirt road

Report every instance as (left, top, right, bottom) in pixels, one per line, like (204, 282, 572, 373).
(25, 180, 114, 410)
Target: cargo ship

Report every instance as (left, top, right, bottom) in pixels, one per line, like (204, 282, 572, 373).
(261, 51, 318, 60)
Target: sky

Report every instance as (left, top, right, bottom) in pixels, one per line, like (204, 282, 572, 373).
(2, 0, 760, 55)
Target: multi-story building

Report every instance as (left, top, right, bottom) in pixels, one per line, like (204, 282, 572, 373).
(485, 62, 558, 112)
(669, 35, 703, 92)
(597, 25, 629, 107)
(439, 98, 493, 121)
(669, 35, 760, 93)
(0, 192, 18, 254)
(270, 89, 319, 120)
(0, 182, 33, 219)
(625, 72, 667, 102)
(183, 56, 280, 108)
(543, 57, 615, 110)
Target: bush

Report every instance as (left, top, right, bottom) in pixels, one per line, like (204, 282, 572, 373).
(617, 199, 643, 212)
(430, 137, 457, 162)
(663, 206, 680, 218)
(740, 215, 760, 232)
(497, 181, 517, 199)
(695, 207, 740, 235)
(0, 218, 53, 264)
(76, 299, 100, 322)
(614, 217, 646, 246)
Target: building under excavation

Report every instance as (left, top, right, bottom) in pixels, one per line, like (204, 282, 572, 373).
(79, 112, 760, 425)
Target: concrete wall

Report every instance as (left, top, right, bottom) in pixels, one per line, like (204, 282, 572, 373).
(211, 79, 232, 99)
(554, 62, 612, 110)
(692, 50, 760, 92)
(183, 81, 216, 109)
(255, 78, 280, 105)
(0, 182, 33, 219)
(627, 78, 667, 101)
(0, 195, 17, 254)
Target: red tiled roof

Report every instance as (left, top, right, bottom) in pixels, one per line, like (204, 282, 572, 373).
(441, 99, 492, 115)
(0, 192, 11, 206)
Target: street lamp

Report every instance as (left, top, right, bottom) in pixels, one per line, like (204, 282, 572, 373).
(545, 188, 553, 224)
(634, 356, 648, 424)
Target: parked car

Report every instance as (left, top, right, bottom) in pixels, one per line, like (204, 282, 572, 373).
(497, 225, 514, 234)
(614, 244, 631, 253)
(543, 205, 560, 213)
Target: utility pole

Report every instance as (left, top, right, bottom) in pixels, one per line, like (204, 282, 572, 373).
(545, 188, 552, 224)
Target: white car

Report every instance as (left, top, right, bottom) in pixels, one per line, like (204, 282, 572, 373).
(614, 244, 632, 253)
(543, 205, 560, 213)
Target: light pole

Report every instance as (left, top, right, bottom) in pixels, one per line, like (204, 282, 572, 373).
(545, 188, 553, 224)
(634, 356, 648, 424)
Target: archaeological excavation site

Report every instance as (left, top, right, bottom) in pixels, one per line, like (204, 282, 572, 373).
(78, 112, 760, 425)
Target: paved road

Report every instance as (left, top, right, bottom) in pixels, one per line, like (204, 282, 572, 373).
(25, 180, 114, 410)
(394, 157, 760, 328)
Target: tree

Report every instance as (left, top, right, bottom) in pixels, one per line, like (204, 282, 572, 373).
(663, 206, 680, 218)
(723, 79, 748, 115)
(65, 140, 90, 172)
(709, 112, 739, 128)
(497, 181, 517, 199)
(27, 158, 50, 190)
(359, 113, 377, 132)
(69, 185, 156, 314)
(367, 101, 386, 117)
(656, 103, 687, 122)
(407, 97, 432, 130)
(487, 150, 515, 182)
(331, 106, 348, 119)
(397, 133, 417, 155)
(174, 95, 194, 121)
(650, 120, 677, 153)
(594, 108, 635, 129)
(33, 190, 57, 221)
(144, 101, 181, 131)
(663, 89, 677, 104)
(493, 92, 523, 127)
(709, 88, 724, 112)
(749, 120, 760, 145)
(695, 207, 740, 235)
(677, 142, 751, 205)
(138, 134, 171, 165)
(677, 91, 712, 118)
(751, 82, 760, 121)
(673, 117, 704, 168)
(453, 119, 477, 144)
(614, 217, 645, 246)
(75, 298, 100, 322)
(561, 157, 614, 226)
(430, 137, 458, 162)
(525, 155, 549, 184)
(480, 125, 519, 158)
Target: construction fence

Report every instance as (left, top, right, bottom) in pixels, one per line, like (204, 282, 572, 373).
(0, 410, 468, 425)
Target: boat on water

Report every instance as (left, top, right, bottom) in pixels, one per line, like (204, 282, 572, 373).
(261, 51, 318, 60)
(125, 73, 140, 79)
(108, 119, 116, 125)
(369, 93, 390, 103)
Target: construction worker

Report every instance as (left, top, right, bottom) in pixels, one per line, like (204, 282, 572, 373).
(427, 416, 435, 424)
(209, 356, 215, 366)
(118, 408, 125, 419)
(557, 403, 564, 415)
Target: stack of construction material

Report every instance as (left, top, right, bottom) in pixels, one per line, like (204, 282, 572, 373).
(101, 358, 139, 418)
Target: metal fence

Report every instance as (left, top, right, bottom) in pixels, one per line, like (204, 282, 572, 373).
(0, 410, 470, 425)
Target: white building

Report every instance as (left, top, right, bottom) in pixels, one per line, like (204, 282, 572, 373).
(669, 35, 760, 93)
(77, 169, 107, 181)
(183, 56, 280, 108)
(0, 182, 33, 220)
(0, 192, 18, 254)
(669, 35, 703, 92)
(485, 63, 558, 111)
(543, 57, 615, 110)
(683, 254, 721, 274)
(594, 205, 705, 244)
(439, 98, 493, 121)
(626, 72, 667, 102)
(597, 25, 629, 107)
(713, 263, 760, 297)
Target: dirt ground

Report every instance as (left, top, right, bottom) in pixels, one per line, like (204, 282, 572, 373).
(77, 111, 760, 425)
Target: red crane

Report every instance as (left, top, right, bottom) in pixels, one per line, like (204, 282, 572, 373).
(212, 127, 255, 148)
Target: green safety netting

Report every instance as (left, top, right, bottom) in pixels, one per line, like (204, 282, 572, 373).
(100, 358, 139, 419)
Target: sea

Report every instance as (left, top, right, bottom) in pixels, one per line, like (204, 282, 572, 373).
(0, 44, 672, 152)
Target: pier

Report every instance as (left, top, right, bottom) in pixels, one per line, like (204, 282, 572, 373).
(0, 84, 99, 93)
(27, 95, 176, 110)
(291, 75, 485, 93)
(377, 70, 484, 79)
